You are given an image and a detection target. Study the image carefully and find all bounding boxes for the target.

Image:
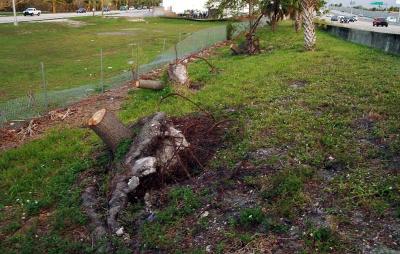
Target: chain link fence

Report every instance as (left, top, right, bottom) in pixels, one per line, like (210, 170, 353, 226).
(0, 21, 253, 126)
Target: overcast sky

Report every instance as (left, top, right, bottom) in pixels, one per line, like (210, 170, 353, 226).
(162, 0, 208, 13)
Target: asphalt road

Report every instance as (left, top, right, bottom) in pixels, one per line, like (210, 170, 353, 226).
(323, 11, 400, 35)
(0, 10, 152, 24)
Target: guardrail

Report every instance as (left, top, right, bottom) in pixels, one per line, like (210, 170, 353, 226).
(318, 23, 400, 55)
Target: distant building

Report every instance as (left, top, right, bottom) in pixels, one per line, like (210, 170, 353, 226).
(161, 0, 208, 14)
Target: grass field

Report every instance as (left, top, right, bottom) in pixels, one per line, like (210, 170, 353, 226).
(0, 21, 399, 253)
(0, 17, 221, 102)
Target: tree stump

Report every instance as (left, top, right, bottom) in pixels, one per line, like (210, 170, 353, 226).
(134, 79, 165, 90)
(230, 43, 243, 55)
(88, 109, 132, 154)
(168, 62, 189, 84)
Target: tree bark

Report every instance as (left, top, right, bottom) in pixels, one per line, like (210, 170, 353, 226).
(301, 0, 316, 51)
(294, 9, 302, 33)
(168, 63, 189, 85)
(249, 1, 254, 28)
(88, 109, 132, 154)
(134, 80, 165, 90)
(52, 0, 56, 13)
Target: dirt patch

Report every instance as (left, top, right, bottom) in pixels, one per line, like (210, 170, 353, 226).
(97, 31, 137, 36)
(189, 81, 204, 91)
(127, 18, 145, 22)
(289, 80, 308, 89)
(35, 19, 89, 28)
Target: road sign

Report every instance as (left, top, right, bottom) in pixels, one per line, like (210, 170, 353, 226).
(370, 1, 384, 5)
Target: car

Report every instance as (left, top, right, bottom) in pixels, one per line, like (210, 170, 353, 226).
(120, 5, 128, 11)
(351, 16, 358, 21)
(23, 8, 41, 16)
(129, 6, 135, 11)
(339, 16, 350, 23)
(76, 7, 86, 13)
(331, 15, 339, 21)
(102, 7, 110, 12)
(347, 16, 357, 22)
(326, 14, 333, 17)
(373, 17, 388, 27)
(387, 16, 397, 22)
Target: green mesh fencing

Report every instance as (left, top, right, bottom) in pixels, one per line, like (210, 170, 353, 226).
(0, 22, 254, 126)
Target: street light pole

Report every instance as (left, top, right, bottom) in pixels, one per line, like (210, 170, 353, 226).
(12, 0, 18, 26)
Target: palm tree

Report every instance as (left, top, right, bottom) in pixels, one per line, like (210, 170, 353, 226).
(261, 0, 287, 32)
(300, 0, 316, 50)
(288, 0, 302, 32)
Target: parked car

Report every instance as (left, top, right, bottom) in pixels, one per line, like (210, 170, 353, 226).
(373, 17, 388, 27)
(129, 6, 135, 10)
(351, 16, 358, 21)
(120, 5, 128, 11)
(76, 7, 86, 13)
(331, 15, 339, 21)
(339, 16, 350, 23)
(347, 16, 356, 22)
(387, 16, 397, 22)
(23, 8, 41, 16)
(102, 7, 110, 12)
(326, 14, 333, 18)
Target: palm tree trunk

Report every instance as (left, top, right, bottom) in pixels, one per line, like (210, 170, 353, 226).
(301, 0, 316, 51)
(52, 0, 56, 13)
(294, 9, 302, 33)
(249, 1, 254, 28)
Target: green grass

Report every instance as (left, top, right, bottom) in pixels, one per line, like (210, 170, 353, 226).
(0, 17, 222, 101)
(139, 187, 201, 249)
(0, 128, 98, 253)
(0, 21, 399, 252)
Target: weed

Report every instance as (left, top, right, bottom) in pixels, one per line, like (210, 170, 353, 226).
(304, 226, 342, 253)
(114, 139, 133, 161)
(238, 207, 265, 228)
(139, 187, 201, 250)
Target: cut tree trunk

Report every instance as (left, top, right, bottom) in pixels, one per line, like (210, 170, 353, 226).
(168, 63, 189, 84)
(88, 109, 132, 154)
(134, 80, 165, 90)
(107, 112, 190, 234)
(301, 0, 316, 51)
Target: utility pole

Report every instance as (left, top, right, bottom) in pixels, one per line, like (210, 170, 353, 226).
(12, 0, 18, 26)
(92, 0, 96, 16)
(350, 0, 353, 15)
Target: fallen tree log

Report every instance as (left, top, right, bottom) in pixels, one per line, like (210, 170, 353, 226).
(134, 79, 165, 90)
(88, 109, 132, 154)
(107, 112, 190, 234)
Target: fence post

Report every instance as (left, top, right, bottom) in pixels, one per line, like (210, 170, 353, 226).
(135, 43, 139, 80)
(162, 38, 166, 52)
(40, 62, 48, 111)
(100, 48, 104, 93)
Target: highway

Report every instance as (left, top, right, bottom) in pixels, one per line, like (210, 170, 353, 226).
(322, 10, 400, 35)
(0, 10, 153, 24)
